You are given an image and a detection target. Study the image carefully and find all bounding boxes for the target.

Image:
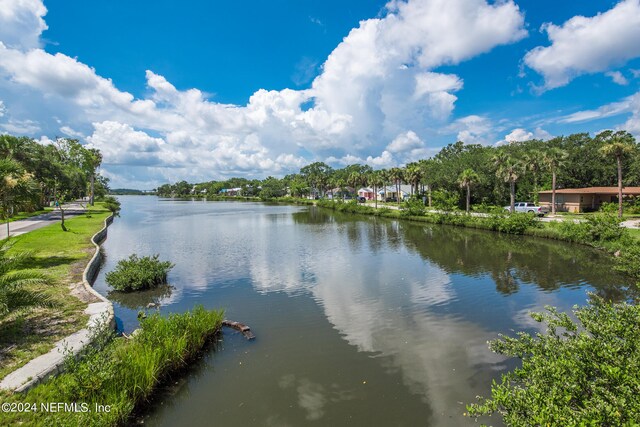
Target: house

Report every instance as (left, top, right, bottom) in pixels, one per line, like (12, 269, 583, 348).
(378, 185, 412, 201)
(538, 187, 640, 213)
(327, 186, 355, 200)
(220, 187, 243, 197)
(357, 187, 376, 200)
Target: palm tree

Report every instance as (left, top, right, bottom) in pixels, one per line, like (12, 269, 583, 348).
(458, 168, 480, 213)
(0, 240, 54, 318)
(369, 171, 385, 209)
(389, 167, 404, 202)
(379, 169, 391, 202)
(599, 131, 637, 218)
(347, 171, 363, 198)
(404, 163, 423, 196)
(493, 151, 523, 213)
(542, 147, 568, 216)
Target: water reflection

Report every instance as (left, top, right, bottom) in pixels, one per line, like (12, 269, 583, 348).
(108, 285, 174, 310)
(253, 207, 632, 424)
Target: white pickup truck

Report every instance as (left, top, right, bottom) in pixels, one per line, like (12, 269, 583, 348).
(504, 202, 548, 217)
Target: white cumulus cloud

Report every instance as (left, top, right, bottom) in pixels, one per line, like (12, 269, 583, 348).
(387, 131, 425, 153)
(524, 0, 640, 90)
(0, 0, 47, 50)
(499, 127, 553, 145)
(444, 115, 493, 145)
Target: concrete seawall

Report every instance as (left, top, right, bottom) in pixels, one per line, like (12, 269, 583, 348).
(0, 213, 116, 393)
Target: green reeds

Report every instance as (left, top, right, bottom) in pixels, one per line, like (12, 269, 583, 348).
(2, 305, 223, 426)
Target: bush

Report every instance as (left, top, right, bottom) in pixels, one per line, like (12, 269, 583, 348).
(624, 198, 640, 214)
(106, 254, 174, 292)
(468, 296, 640, 426)
(553, 213, 628, 247)
(401, 198, 426, 217)
(615, 242, 640, 280)
(431, 189, 459, 211)
(471, 202, 500, 213)
(496, 212, 540, 234)
(102, 195, 121, 213)
(600, 201, 618, 214)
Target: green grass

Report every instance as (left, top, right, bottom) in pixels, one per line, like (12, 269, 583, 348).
(0, 204, 112, 380)
(0, 306, 224, 427)
(628, 228, 640, 241)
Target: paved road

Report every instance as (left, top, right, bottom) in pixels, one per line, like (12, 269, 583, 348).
(0, 202, 87, 239)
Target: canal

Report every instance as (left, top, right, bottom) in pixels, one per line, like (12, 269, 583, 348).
(92, 196, 629, 426)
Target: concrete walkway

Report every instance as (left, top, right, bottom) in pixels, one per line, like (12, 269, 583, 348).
(0, 202, 87, 239)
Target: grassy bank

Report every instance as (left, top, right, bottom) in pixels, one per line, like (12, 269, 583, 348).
(0, 306, 224, 426)
(0, 205, 112, 380)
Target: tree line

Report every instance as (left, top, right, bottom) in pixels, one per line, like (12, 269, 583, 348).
(0, 134, 108, 220)
(156, 130, 640, 217)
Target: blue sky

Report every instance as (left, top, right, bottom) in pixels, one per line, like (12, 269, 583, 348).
(0, 0, 639, 188)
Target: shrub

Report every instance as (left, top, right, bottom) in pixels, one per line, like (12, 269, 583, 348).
(106, 254, 174, 292)
(471, 202, 499, 213)
(553, 213, 629, 247)
(615, 242, 640, 280)
(585, 213, 628, 242)
(495, 212, 540, 234)
(600, 201, 618, 214)
(431, 189, 459, 211)
(468, 296, 640, 426)
(102, 195, 121, 213)
(401, 198, 426, 217)
(624, 198, 640, 214)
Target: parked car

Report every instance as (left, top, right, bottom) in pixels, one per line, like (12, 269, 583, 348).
(504, 202, 548, 217)
(385, 197, 398, 203)
(357, 196, 366, 203)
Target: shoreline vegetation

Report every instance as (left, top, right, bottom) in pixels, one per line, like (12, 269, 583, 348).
(106, 254, 174, 292)
(0, 306, 224, 427)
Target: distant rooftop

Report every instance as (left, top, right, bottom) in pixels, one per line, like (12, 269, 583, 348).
(539, 187, 640, 195)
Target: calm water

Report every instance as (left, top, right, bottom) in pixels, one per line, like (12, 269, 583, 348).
(93, 196, 629, 426)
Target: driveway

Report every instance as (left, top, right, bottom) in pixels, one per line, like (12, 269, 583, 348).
(0, 202, 87, 239)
